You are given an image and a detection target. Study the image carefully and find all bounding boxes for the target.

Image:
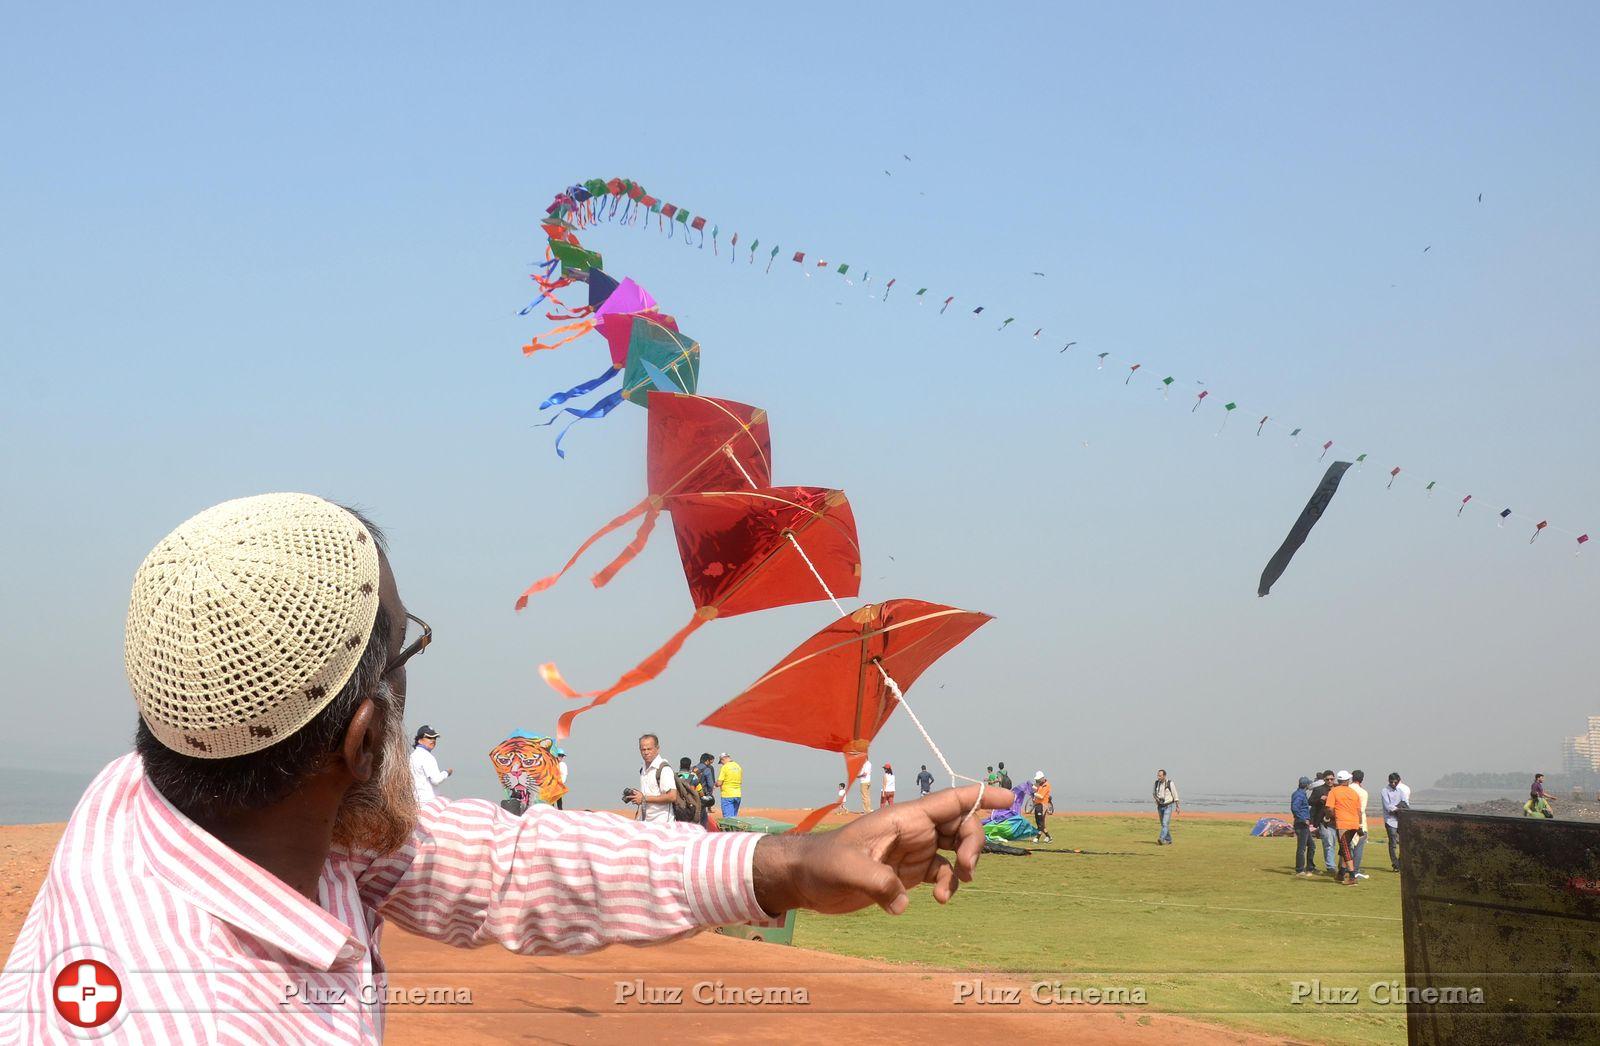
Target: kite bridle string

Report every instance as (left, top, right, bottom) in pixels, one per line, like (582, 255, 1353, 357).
(783, 530, 986, 819)
(722, 445, 758, 489)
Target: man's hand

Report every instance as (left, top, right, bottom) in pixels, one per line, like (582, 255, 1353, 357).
(751, 784, 1011, 917)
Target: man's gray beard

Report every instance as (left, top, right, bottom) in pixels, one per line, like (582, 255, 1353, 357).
(331, 689, 418, 855)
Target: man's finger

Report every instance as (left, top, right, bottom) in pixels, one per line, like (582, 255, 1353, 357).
(854, 852, 910, 915)
(926, 855, 958, 903)
(952, 807, 988, 881)
(913, 784, 1012, 829)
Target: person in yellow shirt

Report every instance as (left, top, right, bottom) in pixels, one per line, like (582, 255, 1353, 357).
(716, 753, 743, 818)
(1326, 771, 1363, 885)
(1031, 771, 1054, 844)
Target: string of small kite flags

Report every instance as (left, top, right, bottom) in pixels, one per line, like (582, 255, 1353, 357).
(539, 178, 1591, 558)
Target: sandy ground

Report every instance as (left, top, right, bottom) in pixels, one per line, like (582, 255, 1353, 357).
(1, 819, 1285, 1045)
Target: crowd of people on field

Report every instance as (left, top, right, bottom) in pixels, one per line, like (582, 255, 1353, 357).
(1290, 769, 1411, 884)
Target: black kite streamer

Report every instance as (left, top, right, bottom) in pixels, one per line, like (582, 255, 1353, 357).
(1258, 461, 1353, 597)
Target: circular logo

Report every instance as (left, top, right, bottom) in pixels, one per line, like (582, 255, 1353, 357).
(52, 959, 123, 1028)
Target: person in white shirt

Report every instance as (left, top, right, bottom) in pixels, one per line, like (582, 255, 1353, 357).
(1349, 770, 1371, 879)
(409, 724, 452, 802)
(555, 747, 569, 810)
(626, 733, 677, 824)
(881, 764, 897, 806)
(856, 758, 873, 813)
(1380, 772, 1412, 872)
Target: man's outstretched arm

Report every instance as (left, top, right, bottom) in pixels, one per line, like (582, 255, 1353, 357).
(349, 785, 1009, 954)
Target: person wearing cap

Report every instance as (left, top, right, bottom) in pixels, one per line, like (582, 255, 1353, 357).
(716, 752, 743, 818)
(1326, 770, 1363, 884)
(1290, 776, 1316, 877)
(0, 493, 1010, 1041)
(1031, 772, 1053, 843)
(881, 764, 896, 807)
(555, 747, 568, 810)
(409, 725, 452, 803)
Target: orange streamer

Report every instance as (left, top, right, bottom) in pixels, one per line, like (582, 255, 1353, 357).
(522, 317, 595, 356)
(514, 499, 648, 610)
(590, 505, 661, 588)
(787, 754, 868, 835)
(551, 609, 716, 739)
(787, 801, 842, 835)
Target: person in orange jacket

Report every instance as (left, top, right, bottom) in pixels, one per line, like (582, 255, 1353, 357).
(1326, 770, 1364, 885)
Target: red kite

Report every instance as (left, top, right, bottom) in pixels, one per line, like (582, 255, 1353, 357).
(546, 486, 862, 738)
(515, 393, 772, 608)
(701, 599, 991, 830)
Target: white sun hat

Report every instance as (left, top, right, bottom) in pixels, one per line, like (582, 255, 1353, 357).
(125, 493, 382, 759)
(1034, 771, 1045, 781)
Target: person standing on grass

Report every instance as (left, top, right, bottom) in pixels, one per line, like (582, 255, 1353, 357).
(717, 752, 743, 818)
(1381, 772, 1410, 871)
(881, 763, 896, 806)
(985, 765, 998, 786)
(1309, 769, 1337, 874)
(916, 764, 934, 797)
(1327, 770, 1362, 884)
(857, 757, 874, 813)
(1291, 776, 1317, 877)
(1349, 770, 1371, 879)
(1153, 769, 1180, 845)
(1032, 771, 1054, 843)
(997, 763, 1012, 790)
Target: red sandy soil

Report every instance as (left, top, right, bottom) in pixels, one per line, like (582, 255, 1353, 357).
(1, 819, 1283, 1045)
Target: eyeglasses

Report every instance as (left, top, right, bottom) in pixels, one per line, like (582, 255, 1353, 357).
(382, 612, 432, 679)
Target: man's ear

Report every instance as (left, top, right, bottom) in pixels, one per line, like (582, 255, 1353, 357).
(340, 698, 383, 782)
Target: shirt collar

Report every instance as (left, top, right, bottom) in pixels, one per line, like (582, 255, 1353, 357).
(130, 758, 361, 971)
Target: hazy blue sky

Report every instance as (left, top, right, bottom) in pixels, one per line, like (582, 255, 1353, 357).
(3, 4, 1597, 812)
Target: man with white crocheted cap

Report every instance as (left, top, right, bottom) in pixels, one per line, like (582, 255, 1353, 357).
(0, 492, 1009, 1042)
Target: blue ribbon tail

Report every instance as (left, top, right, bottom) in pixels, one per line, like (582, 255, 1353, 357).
(539, 365, 621, 411)
(552, 390, 625, 458)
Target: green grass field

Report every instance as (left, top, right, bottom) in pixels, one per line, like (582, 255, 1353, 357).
(794, 814, 1407, 1045)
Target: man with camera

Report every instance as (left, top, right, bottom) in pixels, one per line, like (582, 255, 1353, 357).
(625, 733, 678, 823)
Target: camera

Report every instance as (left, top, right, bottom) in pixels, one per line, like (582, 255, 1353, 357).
(622, 788, 637, 803)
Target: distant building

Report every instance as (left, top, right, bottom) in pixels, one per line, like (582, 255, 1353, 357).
(1561, 716, 1600, 775)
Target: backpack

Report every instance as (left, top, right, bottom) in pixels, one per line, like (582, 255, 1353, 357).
(998, 770, 1013, 790)
(658, 765, 705, 823)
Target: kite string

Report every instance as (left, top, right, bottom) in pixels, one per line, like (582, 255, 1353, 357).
(722, 445, 758, 489)
(783, 531, 986, 819)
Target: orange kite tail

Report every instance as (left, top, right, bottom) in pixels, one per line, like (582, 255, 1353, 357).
(590, 504, 661, 589)
(787, 753, 868, 835)
(549, 608, 716, 739)
(522, 316, 595, 356)
(514, 500, 648, 610)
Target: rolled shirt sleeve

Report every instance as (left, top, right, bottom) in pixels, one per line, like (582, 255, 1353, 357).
(346, 798, 771, 955)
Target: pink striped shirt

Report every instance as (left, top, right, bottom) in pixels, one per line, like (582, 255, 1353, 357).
(0, 753, 768, 1043)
